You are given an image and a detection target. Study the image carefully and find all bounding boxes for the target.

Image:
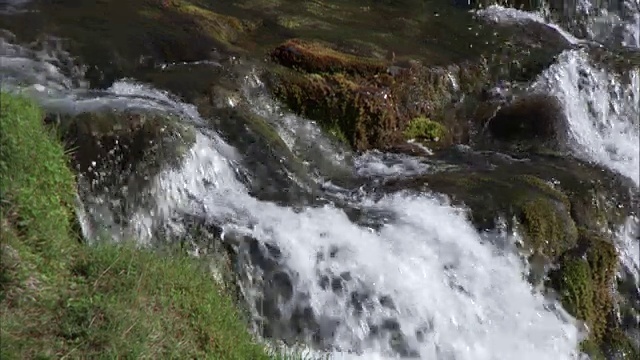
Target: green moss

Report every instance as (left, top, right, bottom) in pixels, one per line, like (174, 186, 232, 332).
(602, 328, 639, 359)
(518, 198, 568, 257)
(584, 234, 618, 340)
(170, 1, 257, 44)
(269, 68, 399, 150)
(579, 339, 605, 360)
(515, 175, 570, 208)
(0, 93, 299, 359)
(403, 116, 446, 142)
(555, 257, 595, 324)
(551, 231, 631, 353)
(415, 170, 578, 259)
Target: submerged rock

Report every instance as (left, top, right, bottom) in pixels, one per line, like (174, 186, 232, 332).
(36, 0, 260, 87)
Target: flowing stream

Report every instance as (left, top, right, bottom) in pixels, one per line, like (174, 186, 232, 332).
(1, 0, 639, 359)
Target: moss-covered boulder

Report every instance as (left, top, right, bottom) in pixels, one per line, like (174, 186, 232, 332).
(408, 170, 578, 258)
(52, 110, 195, 188)
(267, 67, 405, 150)
(267, 38, 492, 151)
(265, 14, 573, 152)
(380, 148, 638, 354)
(270, 38, 388, 76)
(549, 230, 638, 357)
(551, 233, 615, 339)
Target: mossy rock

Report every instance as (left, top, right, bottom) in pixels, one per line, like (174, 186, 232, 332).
(554, 256, 596, 324)
(426, 172, 577, 258)
(266, 39, 492, 151)
(549, 231, 636, 355)
(601, 327, 640, 359)
(382, 151, 635, 260)
(266, 67, 405, 150)
(382, 166, 578, 260)
(270, 38, 388, 76)
(53, 109, 195, 186)
(38, 0, 259, 87)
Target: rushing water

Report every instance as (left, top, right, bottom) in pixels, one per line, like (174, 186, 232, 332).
(2, 0, 640, 359)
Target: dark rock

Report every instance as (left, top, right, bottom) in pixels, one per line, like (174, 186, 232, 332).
(477, 94, 570, 152)
(38, 0, 260, 88)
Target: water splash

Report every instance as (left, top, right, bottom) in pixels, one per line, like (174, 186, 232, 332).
(532, 49, 640, 186)
(616, 217, 640, 287)
(131, 133, 582, 360)
(475, 4, 582, 44)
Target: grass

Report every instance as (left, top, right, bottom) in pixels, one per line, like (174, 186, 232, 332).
(0, 93, 313, 359)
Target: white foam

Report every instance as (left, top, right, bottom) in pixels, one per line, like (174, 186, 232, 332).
(622, 8, 640, 48)
(531, 49, 640, 186)
(240, 70, 352, 173)
(475, 5, 582, 45)
(135, 134, 582, 360)
(616, 217, 640, 287)
(0, 0, 31, 14)
(354, 151, 432, 179)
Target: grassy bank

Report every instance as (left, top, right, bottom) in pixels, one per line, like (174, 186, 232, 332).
(0, 93, 279, 359)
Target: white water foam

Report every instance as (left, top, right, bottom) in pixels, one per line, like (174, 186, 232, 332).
(241, 71, 352, 171)
(532, 49, 640, 186)
(475, 5, 582, 45)
(132, 132, 582, 360)
(616, 217, 640, 286)
(0, 0, 31, 15)
(354, 151, 432, 179)
(573, 0, 640, 48)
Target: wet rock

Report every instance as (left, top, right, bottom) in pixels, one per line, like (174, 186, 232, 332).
(381, 148, 637, 355)
(267, 67, 405, 150)
(199, 104, 317, 207)
(383, 151, 635, 258)
(477, 94, 570, 153)
(549, 229, 640, 357)
(266, 38, 492, 151)
(265, 18, 571, 152)
(55, 109, 194, 188)
(271, 38, 388, 76)
(38, 0, 260, 88)
(475, 5, 574, 82)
